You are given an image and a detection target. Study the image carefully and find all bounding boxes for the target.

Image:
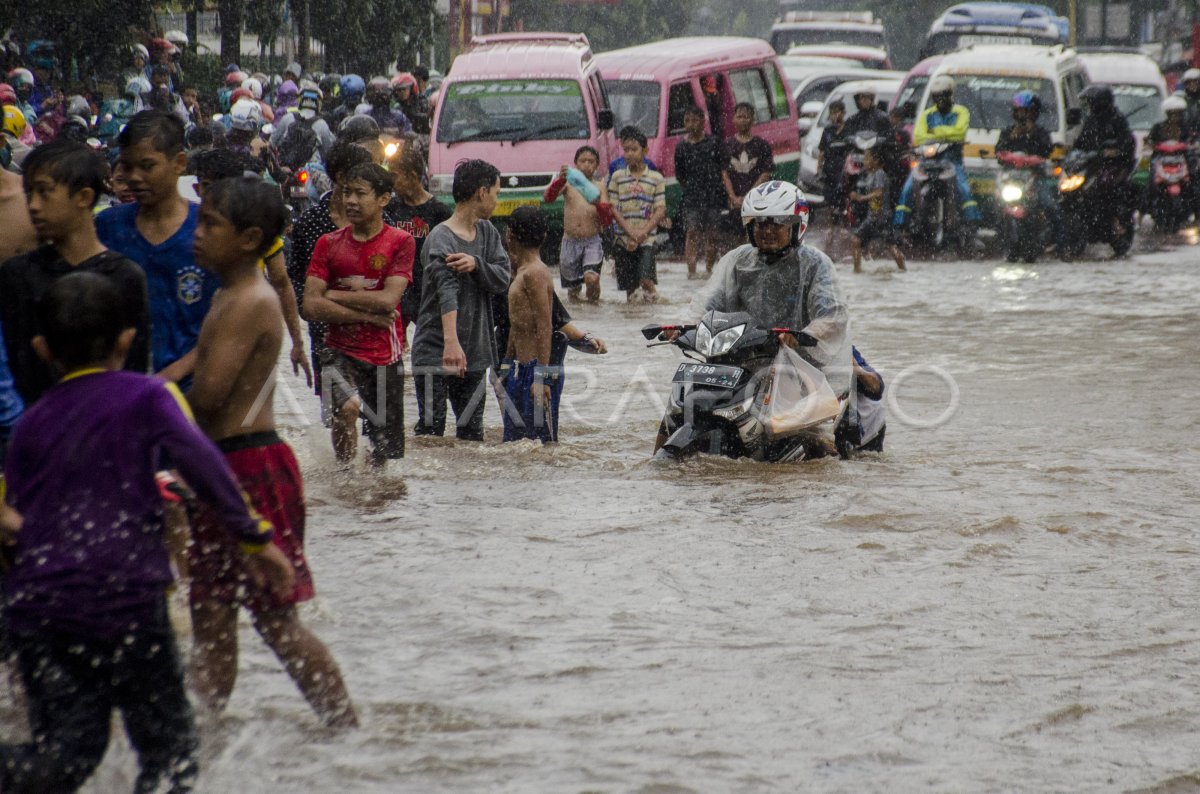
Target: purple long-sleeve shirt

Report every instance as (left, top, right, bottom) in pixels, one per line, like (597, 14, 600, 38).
(3, 370, 272, 638)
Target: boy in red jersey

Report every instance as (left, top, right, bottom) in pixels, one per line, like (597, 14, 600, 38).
(303, 163, 414, 467)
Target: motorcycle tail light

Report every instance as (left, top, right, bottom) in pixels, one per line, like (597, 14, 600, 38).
(298, 170, 309, 184)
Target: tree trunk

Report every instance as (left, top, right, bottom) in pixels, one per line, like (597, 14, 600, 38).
(219, 0, 244, 65)
(186, 4, 199, 54)
(294, 0, 309, 65)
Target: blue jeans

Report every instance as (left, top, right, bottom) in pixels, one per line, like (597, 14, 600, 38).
(894, 160, 981, 225)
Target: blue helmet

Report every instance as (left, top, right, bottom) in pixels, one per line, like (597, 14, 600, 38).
(339, 73, 365, 98)
(1012, 89, 1042, 116)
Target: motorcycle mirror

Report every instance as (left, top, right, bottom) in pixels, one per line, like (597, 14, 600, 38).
(641, 324, 664, 341)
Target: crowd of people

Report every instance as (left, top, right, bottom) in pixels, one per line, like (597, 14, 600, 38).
(0, 34, 900, 791)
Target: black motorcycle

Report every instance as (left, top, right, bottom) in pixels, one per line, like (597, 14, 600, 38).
(1057, 142, 1136, 258)
(995, 150, 1052, 263)
(906, 141, 971, 255)
(643, 311, 847, 462)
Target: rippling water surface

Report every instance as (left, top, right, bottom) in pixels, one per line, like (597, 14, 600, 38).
(9, 240, 1200, 792)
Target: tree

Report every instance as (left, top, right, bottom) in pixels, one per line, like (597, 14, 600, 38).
(509, 0, 703, 53)
(0, 0, 155, 85)
(219, 0, 245, 65)
(246, 0, 287, 55)
(310, 0, 437, 75)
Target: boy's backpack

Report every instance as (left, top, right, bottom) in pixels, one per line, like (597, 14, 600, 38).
(278, 115, 318, 170)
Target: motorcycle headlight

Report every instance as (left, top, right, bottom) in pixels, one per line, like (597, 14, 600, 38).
(1059, 174, 1085, 192)
(1000, 183, 1023, 202)
(922, 145, 938, 159)
(707, 324, 746, 357)
(695, 322, 712, 354)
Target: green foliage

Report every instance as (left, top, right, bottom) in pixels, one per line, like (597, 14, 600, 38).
(0, 0, 155, 86)
(245, 0, 287, 51)
(510, 0, 703, 53)
(311, 0, 437, 75)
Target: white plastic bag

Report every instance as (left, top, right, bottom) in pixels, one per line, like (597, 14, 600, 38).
(762, 345, 841, 438)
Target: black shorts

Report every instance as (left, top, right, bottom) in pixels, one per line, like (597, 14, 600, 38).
(853, 215, 896, 246)
(614, 246, 657, 291)
(681, 206, 723, 229)
(318, 348, 405, 458)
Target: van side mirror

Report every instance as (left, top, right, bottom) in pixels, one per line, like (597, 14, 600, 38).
(598, 109, 614, 130)
(1067, 107, 1082, 126)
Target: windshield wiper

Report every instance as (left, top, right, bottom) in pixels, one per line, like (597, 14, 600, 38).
(511, 123, 585, 145)
(446, 127, 522, 147)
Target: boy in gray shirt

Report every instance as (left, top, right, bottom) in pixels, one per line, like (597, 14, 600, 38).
(410, 159, 511, 439)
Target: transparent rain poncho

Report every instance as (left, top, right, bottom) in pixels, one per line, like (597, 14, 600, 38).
(688, 242, 853, 398)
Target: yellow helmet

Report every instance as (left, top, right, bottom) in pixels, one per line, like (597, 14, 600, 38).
(2, 104, 26, 138)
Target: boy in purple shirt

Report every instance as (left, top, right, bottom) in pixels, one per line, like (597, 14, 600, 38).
(0, 272, 293, 793)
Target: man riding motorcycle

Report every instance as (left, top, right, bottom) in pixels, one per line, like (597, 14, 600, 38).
(657, 180, 851, 452)
(894, 75, 982, 230)
(995, 89, 1064, 252)
(1146, 94, 1197, 224)
(1179, 68, 1200, 132)
(842, 86, 903, 198)
(1072, 84, 1136, 234)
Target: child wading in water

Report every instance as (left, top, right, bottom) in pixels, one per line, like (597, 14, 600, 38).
(0, 272, 294, 791)
(544, 145, 608, 303)
(188, 176, 358, 727)
(849, 146, 906, 273)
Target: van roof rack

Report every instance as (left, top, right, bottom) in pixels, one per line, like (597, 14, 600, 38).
(776, 11, 876, 24)
(470, 32, 590, 47)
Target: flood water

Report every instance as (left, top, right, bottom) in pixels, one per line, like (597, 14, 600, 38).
(9, 234, 1200, 792)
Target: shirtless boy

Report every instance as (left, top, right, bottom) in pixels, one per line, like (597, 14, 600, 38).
(544, 146, 606, 303)
(0, 151, 36, 263)
(188, 175, 357, 727)
(498, 205, 558, 443)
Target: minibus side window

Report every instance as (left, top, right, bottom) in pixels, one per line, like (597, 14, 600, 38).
(667, 82, 696, 135)
(769, 64, 790, 119)
(730, 68, 773, 123)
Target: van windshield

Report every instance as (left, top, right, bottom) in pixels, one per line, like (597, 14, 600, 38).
(1110, 84, 1161, 130)
(770, 28, 886, 53)
(605, 80, 660, 138)
(944, 74, 1058, 131)
(437, 79, 589, 143)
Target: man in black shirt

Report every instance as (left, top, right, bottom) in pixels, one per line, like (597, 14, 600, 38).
(817, 99, 850, 250)
(0, 140, 150, 404)
(675, 105, 726, 278)
(385, 145, 452, 340)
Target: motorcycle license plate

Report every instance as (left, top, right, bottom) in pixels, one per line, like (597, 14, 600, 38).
(672, 363, 743, 389)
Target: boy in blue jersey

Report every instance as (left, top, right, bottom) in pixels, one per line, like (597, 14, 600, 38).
(0, 271, 293, 793)
(96, 110, 217, 388)
(844, 346, 887, 453)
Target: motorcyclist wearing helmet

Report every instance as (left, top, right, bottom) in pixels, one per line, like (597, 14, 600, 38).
(391, 73, 430, 136)
(364, 76, 412, 137)
(7, 69, 37, 127)
(271, 87, 335, 165)
(894, 74, 982, 228)
(689, 180, 850, 382)
(1148, 94, 1194, 147)
(26, 41, 56, 113)
(996, 90, 1064, 252)
(331, 74, 366, 127)
(1074, 85, 1136, 166)
(1178, 68, 1200, 130)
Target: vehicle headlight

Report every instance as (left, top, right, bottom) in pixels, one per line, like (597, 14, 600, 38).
(922, 145, 939, 158)
(1059, 174, 1085, 192)
(699, 324, 745, 357)
(1000, 183, 1023, 202)
(428, 174, 454, 196)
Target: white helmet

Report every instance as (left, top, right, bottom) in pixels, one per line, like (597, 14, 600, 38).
(741, 181, 810, 239)
(241, 77, 263, 100)
(1184, 68, 1200, 82)
(1163, 95, 1187, 114)
(229, 98, 263, 131)
(930, 75, 955, 95)
(132, 44, 149, 61)
(125, 76, 151, 97)
(165, 30, 188, 48)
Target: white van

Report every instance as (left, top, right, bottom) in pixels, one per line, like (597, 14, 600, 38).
(917, 44, 1087, 204)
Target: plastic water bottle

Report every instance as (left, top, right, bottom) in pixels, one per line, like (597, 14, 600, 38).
(565, 167, 600, 204)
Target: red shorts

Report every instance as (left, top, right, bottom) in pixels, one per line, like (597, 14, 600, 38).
(188, 431, 315, 612)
